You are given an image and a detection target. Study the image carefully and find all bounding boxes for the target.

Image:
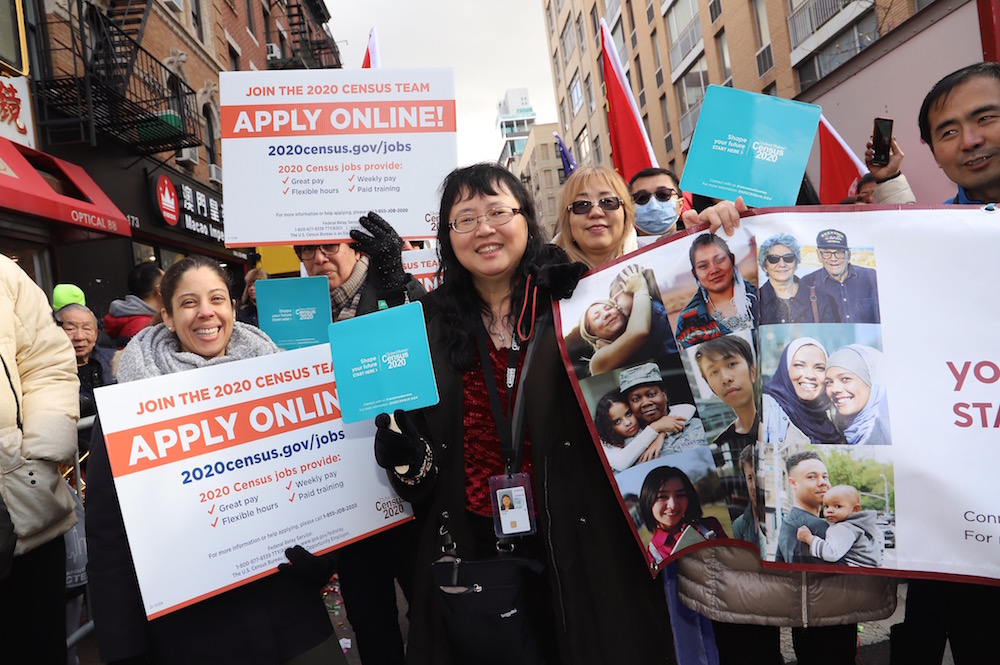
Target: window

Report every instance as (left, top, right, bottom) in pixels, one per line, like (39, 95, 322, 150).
(263, 7, 271, 45)
(167, 74, 185, 117)
(560, 18, 576, 64)
(593, 137, 603, 166)
(796, 12, 879, 91)
(540, 143, 550, 160)
(676, 56, 708, 114)
(191, 0, 204, 41)
(660, 94, 673, 152)
(646, 0, 654, 24)
(576, 125, 591, 164)
(203, 104, 218, 165)
(717, 30, 731, 84)
(762, 82, 777, 95)
(611, 19, 626, 65)
(552, 50, 561, 83)
(634, 55, 644, 99)
(244, 0, 254, 34)
(642, 114, 650, 139)
(569, 71, 583, 115)
(751, 0, 770, 48)
(585, 73, 595, 112)
(544, 169, 553, 186)
(625, 0, 636, 47)
(229, 46, 240, 71)
(651, 30, 662, 81)
(559, 98, 568, 129)
(576, 13, 587, 53)
(666, 0, 698, 45)
(591, 5, 601, 50)
(546, 2, 555, 33)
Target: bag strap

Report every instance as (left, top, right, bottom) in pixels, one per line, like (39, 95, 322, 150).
(809, 286, 820, 323)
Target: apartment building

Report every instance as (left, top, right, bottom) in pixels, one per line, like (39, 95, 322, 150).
(0, 0, 338, 309)
(543, 0, 936, 180)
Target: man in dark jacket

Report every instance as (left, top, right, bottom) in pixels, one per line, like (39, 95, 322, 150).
(295, 212, 422, 665)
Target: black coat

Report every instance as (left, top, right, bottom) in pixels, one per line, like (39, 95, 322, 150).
(392, 292, 675, 665)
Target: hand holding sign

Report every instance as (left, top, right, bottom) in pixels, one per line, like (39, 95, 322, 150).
(374, 410, 426, 476)
(350, 212, 407, 291)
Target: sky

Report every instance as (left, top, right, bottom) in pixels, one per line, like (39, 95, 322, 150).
(324, 0, 558, 165)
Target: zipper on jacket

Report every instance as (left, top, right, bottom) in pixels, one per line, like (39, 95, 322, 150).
(800, 572, 809, 627)
(543, 457, 568, 630)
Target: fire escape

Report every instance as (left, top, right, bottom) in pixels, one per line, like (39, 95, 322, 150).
(268, 0, 341, 70)
(33, 0, 202, 154)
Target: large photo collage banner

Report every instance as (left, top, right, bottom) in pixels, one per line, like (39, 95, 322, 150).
(554, 205, 1000, 583)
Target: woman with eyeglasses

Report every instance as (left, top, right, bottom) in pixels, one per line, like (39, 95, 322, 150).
(552, 165, 638, 269)
(757, 233, 838, 325)
(370, 163, 675, 664)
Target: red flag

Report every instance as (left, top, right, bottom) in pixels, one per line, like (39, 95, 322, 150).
(599, 18, 657, 181)
(818, 114, 867, 204)
(361, 27, 380, 69)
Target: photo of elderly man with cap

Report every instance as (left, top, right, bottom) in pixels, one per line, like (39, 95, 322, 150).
(618, 362, 707, 456)
(800, 229, 881, 324)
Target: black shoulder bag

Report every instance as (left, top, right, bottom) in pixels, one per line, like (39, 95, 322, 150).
(429, 312, 550, 665)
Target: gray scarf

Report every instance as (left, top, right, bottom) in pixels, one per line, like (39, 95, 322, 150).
(118, 321, 280, 382)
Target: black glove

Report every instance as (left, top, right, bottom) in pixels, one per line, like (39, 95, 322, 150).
(374, 409, 426, 474)
(536, 261, 588, 301)
(350, 212, 408, 292)
(277, 545, 336, 588)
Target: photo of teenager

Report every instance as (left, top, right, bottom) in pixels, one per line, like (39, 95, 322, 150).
(759, 325, 890, 447)
(732, 444, 767, 558)
(613, 447, 733, 566)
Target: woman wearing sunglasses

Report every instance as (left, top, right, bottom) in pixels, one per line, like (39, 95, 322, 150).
(757, 233, 838, 325)
(552, 165, 637, 269)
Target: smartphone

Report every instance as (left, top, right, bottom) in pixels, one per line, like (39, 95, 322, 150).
(872, 117, 893, 166)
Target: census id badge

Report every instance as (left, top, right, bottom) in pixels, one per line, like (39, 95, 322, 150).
(490, 473, 536, 538)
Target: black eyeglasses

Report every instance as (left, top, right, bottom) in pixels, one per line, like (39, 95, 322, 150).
(818, 249, 847, 260)
(568, 197, 624, 215)
(765, 253, 796, 265)
(631, 187, 677, 206)
(298, 244, 341, 260)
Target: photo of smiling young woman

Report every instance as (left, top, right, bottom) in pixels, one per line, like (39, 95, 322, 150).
(758, 323, 888, 446)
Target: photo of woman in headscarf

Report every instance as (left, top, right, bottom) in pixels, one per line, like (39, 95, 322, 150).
(578, 264, 678, 375)
(675, 234, 758, 349)
(825, 344, 891, 445)
(761, 337, 845, 445)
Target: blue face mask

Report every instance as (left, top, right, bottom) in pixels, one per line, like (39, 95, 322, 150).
(633, 198, 679, 236)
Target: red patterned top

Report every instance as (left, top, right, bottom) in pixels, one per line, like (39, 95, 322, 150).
(462, 344, 533, 516)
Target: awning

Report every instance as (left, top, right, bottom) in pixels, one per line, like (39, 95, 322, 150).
(0, 137, 130, 236)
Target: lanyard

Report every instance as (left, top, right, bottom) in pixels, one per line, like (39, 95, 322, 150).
(474, 321, 522, 476)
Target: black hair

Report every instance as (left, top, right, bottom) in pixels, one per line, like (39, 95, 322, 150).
(858, 172, 877, 187)
(128, 262, 164, 299)
(595, 390, 629, 447)
(639, 466, 702, 532)
(797, 174, 820, 205)
(628, 167, 682, 194)
(160, 255, 233, 316)
(694, 334, 755, 379)
(919, 62, 1000, 149)
(785, 449, 822, 475)
(433, 163, 555, 371)
(688, 233, 735, 278)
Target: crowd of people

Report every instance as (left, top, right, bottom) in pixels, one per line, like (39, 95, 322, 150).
(1, 61, 998, 665)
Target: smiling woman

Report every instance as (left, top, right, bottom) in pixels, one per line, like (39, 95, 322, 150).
(552, 165, 636, 269)
(762, 337, 845, 445)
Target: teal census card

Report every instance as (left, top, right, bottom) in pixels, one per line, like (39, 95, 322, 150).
(679, 85, 821, 207)
(328, 302, 439, 423)
(255, 276, 332, 350)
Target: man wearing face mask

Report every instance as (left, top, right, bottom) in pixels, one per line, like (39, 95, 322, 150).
(629, 168, 686, 237)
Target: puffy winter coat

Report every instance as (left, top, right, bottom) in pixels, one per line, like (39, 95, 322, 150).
(0, 254, 79, 555)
